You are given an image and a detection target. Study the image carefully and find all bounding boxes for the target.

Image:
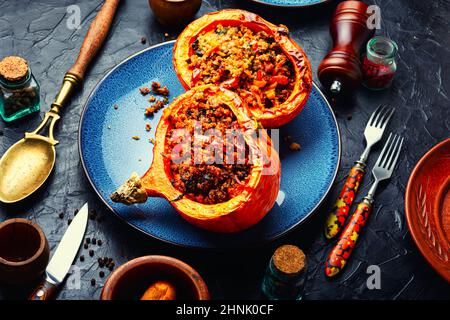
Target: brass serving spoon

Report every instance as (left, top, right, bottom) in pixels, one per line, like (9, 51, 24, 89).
(0, 0, 121, 203)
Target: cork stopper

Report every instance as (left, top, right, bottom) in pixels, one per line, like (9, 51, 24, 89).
(0, 56, 29, 82)
(272, 245, 306, 275)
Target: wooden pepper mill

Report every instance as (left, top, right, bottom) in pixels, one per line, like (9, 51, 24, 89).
(318, 1, 375, 95)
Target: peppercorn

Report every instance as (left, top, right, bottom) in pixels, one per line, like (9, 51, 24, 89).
(83, 243, 88, 249)
(97, 239, 102, 246)
(109, 265, 114, 271)
(347, 115, 352, 121)
(89, 249, 94, 257)
(58, 212, 64, 219)
(74, 209, 79, 215)
(67, 219, 72, 225)
(86, 237, 91, 244)
(80, 255, 85, 262)
(92, 238, 97, 245)
(99, 271, 105, 278)
(91, 279, 96, 286)
(0, 130, 3, 136)
(141, 37, 147, 44)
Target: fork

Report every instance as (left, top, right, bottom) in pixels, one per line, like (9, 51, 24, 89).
(324, 105, 395, 239)
(325, 133, 404, 277)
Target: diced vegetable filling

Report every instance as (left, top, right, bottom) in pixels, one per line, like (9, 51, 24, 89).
(187, 24, 295, 110)
(166, 91, 251, 204)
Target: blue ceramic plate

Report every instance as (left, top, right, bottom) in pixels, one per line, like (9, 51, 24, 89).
(249, 0, 332, 8)
(79, 41, 340, 249)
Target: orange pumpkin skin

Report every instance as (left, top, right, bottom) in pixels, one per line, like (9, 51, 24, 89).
(141, 85, 281, 233)
(173, 9, 313, 128)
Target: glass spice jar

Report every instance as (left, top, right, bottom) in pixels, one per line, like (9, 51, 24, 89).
(361, 36, 398, 90)
(262, 245, 307, 300)
(0, 56, 40, 122)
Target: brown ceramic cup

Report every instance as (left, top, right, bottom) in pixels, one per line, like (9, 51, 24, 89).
(100, 255, 210, 300)
(0, 218, 49, 284)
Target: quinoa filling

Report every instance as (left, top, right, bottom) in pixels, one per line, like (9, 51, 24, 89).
(187, 24, 295, 110)
(165, 91, 252, 204)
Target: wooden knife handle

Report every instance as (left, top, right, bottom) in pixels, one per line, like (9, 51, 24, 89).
(29, 279, 58, 300)
(68, 0, 120, 81)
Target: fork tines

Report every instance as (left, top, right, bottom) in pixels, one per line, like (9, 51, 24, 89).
(376, 133, 404, 175)
(368, 104, 396, 129)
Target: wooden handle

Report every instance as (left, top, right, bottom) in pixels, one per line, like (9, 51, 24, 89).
(325, 163, 365, 239)
(68, 0, 120, 80)
(325, 200, 372, 277)
(29, 279, 59, 300)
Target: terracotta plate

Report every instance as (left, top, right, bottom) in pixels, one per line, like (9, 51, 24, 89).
(405, 138, 450, 283)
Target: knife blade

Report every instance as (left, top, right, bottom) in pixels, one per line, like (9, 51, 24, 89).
(29, 203, 88, 300)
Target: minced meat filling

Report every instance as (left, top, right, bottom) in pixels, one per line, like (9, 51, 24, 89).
(187, 24, 295, 110)
(166, 92, 252, 204)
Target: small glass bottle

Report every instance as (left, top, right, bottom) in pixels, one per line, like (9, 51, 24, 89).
(262, 245, 307, 300)
(0, 56, 40, 122)
(361, 36, 398, 90)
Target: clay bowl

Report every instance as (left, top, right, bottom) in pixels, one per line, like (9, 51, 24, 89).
(149, 0, 202, 27)
(0, 218, 49, 284)
(101, 255, 210, 300)
(405, 138, 450, 283)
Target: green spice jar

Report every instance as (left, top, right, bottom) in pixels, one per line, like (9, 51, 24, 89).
(0, 56, 40, 122)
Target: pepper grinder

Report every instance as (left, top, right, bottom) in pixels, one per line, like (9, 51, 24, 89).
(318, 1, 375, 95)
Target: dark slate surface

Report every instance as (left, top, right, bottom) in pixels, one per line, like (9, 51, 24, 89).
(0, 0, 449, 300)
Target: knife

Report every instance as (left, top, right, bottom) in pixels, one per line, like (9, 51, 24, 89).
(29, 203, 89, 300)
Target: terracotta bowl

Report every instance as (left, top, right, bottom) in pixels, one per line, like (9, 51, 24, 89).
(100, 255, 210, 300)
(405, 138, 450, 283)
(0, 218, 49, 284)
(149, 0, 202, 27)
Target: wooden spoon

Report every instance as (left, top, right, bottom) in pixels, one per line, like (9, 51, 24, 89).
(0, 0, 121, 203)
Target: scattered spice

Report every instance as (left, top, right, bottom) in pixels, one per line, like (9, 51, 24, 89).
(145, 123, 151, 131)
(148, 95, 156, 102)
(92, 238, 97, 245)
(289, 142, 301, 151)
(74, 209, 79, 216)
(347, 115, 352, 121)
(139, 86, 151, 95)
(140, 37, 147, 44)
(58, 212, 64, 219)
(145, 100, 165, 117)
(91, 279, 96, 286)
(164, 33, 169, 37)
(83, 243, 89, 249)
(89, 249, 94, 257)
(113, 104, 119, 110)
(99, 271, 105, 278)
(67, 219, 72, 225)
(109, 264, 115, 271)
(97, 239, 102, 246)
(151, 81, 169, 96)
(149, 138, 156, 145)
(80, 255, 85, 262)
(107, 125, 111, 129)
(86, 237, 91, 244)
(132, 135, 140, 141)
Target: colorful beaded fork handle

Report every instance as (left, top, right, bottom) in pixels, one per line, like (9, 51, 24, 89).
(324, 105, 395, 239)
(325, 133, 404, 277)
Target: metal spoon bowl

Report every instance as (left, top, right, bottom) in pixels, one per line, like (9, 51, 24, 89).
(0, 118, 57, 203)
